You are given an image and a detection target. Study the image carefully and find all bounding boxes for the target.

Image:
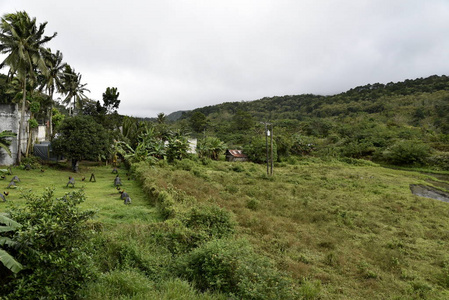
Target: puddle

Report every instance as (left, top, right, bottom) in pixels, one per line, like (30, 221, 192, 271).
(410, 184, 449, 203)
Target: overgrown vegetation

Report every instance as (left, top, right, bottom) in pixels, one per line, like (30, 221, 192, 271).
(0, 188, 96, 299)
(1, 152, 449, 299)
(130, 157, 449, 299)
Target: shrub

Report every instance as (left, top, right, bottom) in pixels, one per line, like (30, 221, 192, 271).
(157, 191, 177, 219)
(177, 238, 298, 299)
(174, 158, 197, 171)
(298, 278, 322, 300)
(425, 152, 449, 170)
(151, 219, 205, 255)
(290, 135, 316, 156)
(382, 140, 431, 165)
(340, 140, 376, 158)
(246, 198, 260, 210)
(153, 204, 236, 255)
(20, 155, 42, 169)
(1, 189, 96, 299)
(182, 204, 236, 240)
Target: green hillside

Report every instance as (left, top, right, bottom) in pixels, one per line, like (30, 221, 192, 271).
(179, 75, 449, 170)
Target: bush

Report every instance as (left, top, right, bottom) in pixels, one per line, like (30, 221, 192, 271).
(382, 140, 431, 165)
(290, 135, 316, 156)
(20, 155, 42, 169)
(157, 190, 178, 219)
(177, 238, 298, 299)
(182, 204, 236, 240)
(152, 204, 236, 255)
(425, 152, 449, 170)
(151, 219, 204, 255)
(340, 140, 376, 158)
(1, 189, 96, 299)
(173, 158, 197, 171)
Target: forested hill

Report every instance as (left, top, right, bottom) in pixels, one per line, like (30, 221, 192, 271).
(180, 74, 449, 121)
(177, 74, 449, 169)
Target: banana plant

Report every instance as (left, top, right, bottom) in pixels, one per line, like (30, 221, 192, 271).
(0, 213, 23, 273)
(0, 130, 17, 157)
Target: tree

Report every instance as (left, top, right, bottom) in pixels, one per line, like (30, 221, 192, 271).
(232, 109, 254, 131)
(189, 111, 208, 133)
(40, 49, 67, 138)
(51, 115, 111, 171)
(102, 86, 120, 114)
(196, 137, 226, 160)
(0, 11, 57, 164)
(61, 65, 90, 115)
(82, 99, 106, 117)
(244, 136, 277, 164)
(157, 113, 166, 124)
(166, 131, 190, 161)
(0, 74, 14, 103)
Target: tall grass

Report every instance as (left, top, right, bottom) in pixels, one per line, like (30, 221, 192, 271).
(132, 158, 449, 299)
(2, 158, 449, 299)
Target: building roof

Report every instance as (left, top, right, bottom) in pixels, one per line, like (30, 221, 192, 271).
(226, 149, 247, 158)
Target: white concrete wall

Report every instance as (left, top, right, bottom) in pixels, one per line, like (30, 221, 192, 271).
(0, 104, 29, 166)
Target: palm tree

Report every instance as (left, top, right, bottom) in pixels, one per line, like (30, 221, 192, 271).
(61, 65, 90, 115)
(40, 49, 66, 138)
(0, 11, 56, 164)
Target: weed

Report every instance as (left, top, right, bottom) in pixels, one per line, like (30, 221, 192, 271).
(246, 198, 259, 210)
(298, 278, 321, 300)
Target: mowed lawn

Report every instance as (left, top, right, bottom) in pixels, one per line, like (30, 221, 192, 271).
(0, 162, 159, 226)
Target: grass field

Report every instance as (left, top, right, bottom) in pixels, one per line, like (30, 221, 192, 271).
(0, 162, 159, 226)
(2, 157, 449, 299)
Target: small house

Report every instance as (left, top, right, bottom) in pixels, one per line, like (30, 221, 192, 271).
(225, 149, 248, 162)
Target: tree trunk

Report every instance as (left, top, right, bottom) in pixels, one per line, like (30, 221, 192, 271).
(49, 89, 54, 140)
(25, 114, 33, 157)
(17, 78, 27, 165)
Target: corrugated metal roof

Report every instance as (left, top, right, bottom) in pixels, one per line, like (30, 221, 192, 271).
(226, 149, 247, 158)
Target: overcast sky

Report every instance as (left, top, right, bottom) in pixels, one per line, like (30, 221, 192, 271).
(1, 1, 449, 118)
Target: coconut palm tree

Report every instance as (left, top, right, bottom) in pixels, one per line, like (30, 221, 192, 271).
(39, 49, 66, 138)
(0, 11, 56, 164)
(61, 65, 90, 115)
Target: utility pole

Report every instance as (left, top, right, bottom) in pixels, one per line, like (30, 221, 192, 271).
(265, 123, 269, 175)
(270, 123, 273, 176)
(262, 122, 273, 176)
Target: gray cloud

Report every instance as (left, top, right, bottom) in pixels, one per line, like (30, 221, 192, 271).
(1, 0, 448, 117)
